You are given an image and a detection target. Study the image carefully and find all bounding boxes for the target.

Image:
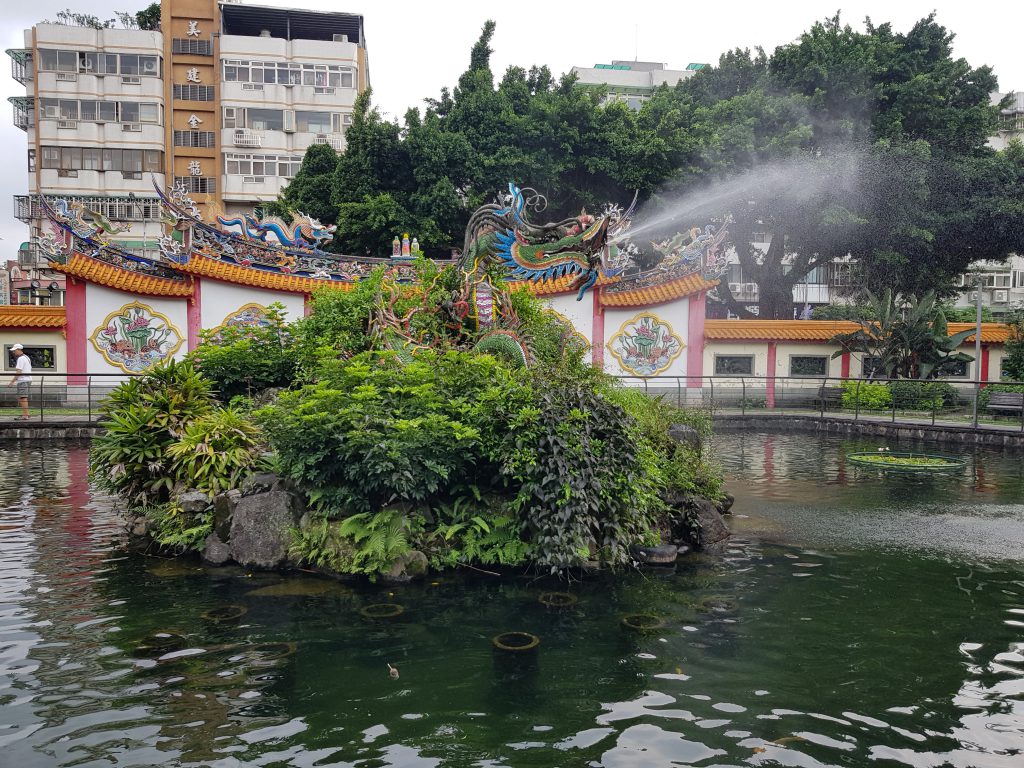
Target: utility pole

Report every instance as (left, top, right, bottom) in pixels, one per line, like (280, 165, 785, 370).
(972, 272, 984, 427)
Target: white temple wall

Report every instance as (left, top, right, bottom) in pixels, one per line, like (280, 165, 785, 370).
(542, 293, 594, 366)
(199, 280, 306, 331)
(602, 299, 690, 378)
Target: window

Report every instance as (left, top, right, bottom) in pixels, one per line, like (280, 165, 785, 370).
(120, 54, 140, 75)
(98, 101, 118, 122)
(247, 109, 283, 131)
(120, 102, 140, 123)
(790, 356, 829, 377)
(172, 38, 212, 56)
(5, 345, 56, 370)
(173, 84, 215, 101)
(27, 149, 35, 172)
(225, 153, 302, 177)
(937, 360, 970, 378)
(174, 176, 216, 194)
(296, 111, 335, 133)
(174, 130, 216, 148)
(714, 355, 754, 375)
(38, 99, 158, 125)
(861, 356, 883, 377)
(41, 146, 163, 172)
(221, 58, 355, 88)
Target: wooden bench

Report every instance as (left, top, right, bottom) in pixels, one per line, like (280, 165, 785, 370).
(814, 386, 843, 411)
(988, 392, 1024, 415)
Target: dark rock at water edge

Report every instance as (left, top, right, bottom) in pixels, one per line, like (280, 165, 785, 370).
(213, 489, 241, 541)
(228, 489, 303, 569)
(239, 472, 283, 497)
(718, 493, 735, 514)
(382, 550, 429, 584)
(630, 543, 679, 565)
(668, 423, 702, 451)
(201, 531, 232, 566)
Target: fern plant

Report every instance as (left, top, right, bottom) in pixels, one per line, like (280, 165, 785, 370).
(289, 510, 419, 577)
(166, 407, 265, 495)
(147, 503, 213, 553)
(428, 498, 528, 570)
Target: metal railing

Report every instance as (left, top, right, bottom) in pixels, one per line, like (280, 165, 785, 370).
(615, 374, 1024, 433)
(0, 372, 140, 424)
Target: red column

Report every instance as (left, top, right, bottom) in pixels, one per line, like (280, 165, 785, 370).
(686, 292, 706, 387)
(591, 287, 604, 370)
(841, 352, 851, 378)
(981, 345, 990, 384)
(186, 278, 202, 352)
(65, 278, 87, 385)
(766, 341, 777, 408)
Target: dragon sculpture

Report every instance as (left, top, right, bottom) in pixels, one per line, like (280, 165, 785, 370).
(215, 211, 337, 247)
(367, 184, 637, 367)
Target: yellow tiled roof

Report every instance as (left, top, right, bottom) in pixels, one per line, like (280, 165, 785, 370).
(0, 305, 66, 328)
(704, 319, 1011, 343)
(509, 272, 621, 296)
(601, 274, 720, 307)
(176, 255, 354, 293)
(53, 254, 194, 297)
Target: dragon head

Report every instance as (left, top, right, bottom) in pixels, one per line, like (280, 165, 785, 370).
(295, 211, 337, 244)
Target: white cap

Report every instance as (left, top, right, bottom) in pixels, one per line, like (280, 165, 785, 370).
(10, 344, 23, 351)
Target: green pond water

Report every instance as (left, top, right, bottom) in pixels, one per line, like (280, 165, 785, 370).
(0, 434, 1023, 767)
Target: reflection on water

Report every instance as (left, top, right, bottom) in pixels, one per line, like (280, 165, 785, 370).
(0, 441, 1021, 767)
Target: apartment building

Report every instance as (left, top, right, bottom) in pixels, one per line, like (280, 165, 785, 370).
(570, 61, 706, 110)
(8, 0, 366, 267)
(990, 91, 1024, 151)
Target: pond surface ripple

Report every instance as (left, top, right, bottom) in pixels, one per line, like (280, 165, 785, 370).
(0, 437, 1022, 767)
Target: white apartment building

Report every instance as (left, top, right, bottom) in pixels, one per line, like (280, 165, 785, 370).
(8, 0, 367, 266)
(990, 91, 1024, 151)
(570, 61, 706, 110)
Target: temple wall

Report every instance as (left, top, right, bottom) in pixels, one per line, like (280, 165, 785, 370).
(199, 280, 306, 332)
(84, 283, 189, 377)
(542, 293, 594, 366)
(602, 299, 690, 378)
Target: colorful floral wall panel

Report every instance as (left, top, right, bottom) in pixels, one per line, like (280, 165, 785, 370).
(90, 302, 184, 373)
(211, 303, 272, 336)
(607, 313, 685, 376)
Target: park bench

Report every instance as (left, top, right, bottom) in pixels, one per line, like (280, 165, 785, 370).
(814, 385, 843, 411)
(987, 392, 1024, 416)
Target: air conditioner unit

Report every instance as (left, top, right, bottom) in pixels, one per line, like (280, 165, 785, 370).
(56, 120, 77, 129)
(283, 110, 296, 132)
(242, 176, 266, 184)
(332, 34, 349, 43)
(994, 289, 1009, 303)
(242, 83, 264, 91)
(970, 291, 980, 301)
(122, 123, 142, 132)
(142, 60, 158, 75)
(43, 106, 59, 118)
(728, 282, 743, 294)
(122, 171, 142, 180)
(57, 169, 78, 178)
(744, 283, 758, 294)
(121, 75, 141, 85)
(314, 86, 335, 95)
(56, 72, 78, 82)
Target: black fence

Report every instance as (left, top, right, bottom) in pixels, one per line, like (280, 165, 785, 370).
(614, 374, 1024, 432)
(0, 372, 139, 423)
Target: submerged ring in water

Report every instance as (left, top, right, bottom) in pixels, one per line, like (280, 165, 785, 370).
(360, 603, 404, 619)
(621, 613, 666, 631)
(538, 591, 578, 608)
(492, 631, 540, 652)
(201, 605, 247, 622)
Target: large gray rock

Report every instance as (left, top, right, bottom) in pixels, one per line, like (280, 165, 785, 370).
(668, 423, 702, 451)
(240, 473, 282, 497)
(179, 490, 212, 514)
(201, 532, 232, 566)
(213, 489, 242, 541)
(693, 497, 731, 550)
(228, 490, 302, 569)
(383, 550, 429, 583)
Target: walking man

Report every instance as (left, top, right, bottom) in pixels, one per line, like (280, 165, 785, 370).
(9, 344, 31, 420)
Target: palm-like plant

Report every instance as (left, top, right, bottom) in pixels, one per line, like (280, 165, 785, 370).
(831, 290, 975, 379)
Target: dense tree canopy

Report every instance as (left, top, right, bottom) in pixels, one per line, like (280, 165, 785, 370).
(275, 14, 1024, 315)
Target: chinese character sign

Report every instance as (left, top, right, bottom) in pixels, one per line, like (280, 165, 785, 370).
(188, 160, 202, 176)
(187, 114, 202, 129)
(186, 68, 202, 84)
(186, 21, 201, 37)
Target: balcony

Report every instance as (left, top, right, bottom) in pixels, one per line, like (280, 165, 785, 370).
(8, 96, 33, 131)
(233, 128, 263, 148)
(7, 49, 32, 84)
(15, 194, 164, 224)
(311, 133, 343, 150)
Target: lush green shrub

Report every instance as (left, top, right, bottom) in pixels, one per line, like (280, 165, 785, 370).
(190, 303, 292, 401)
(166, 408, 266, 495)
(841, 379, 892, 410)
(978, 383, 1024, 411)
(90, 360, 215, 505)
(427, 502, 529, 570)
(888, 380, 959, 410)
(259, 351, 529, 516)
(147, 503, 213, 553)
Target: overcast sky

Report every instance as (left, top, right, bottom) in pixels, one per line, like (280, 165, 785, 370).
(2, 0, 1022, 250)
